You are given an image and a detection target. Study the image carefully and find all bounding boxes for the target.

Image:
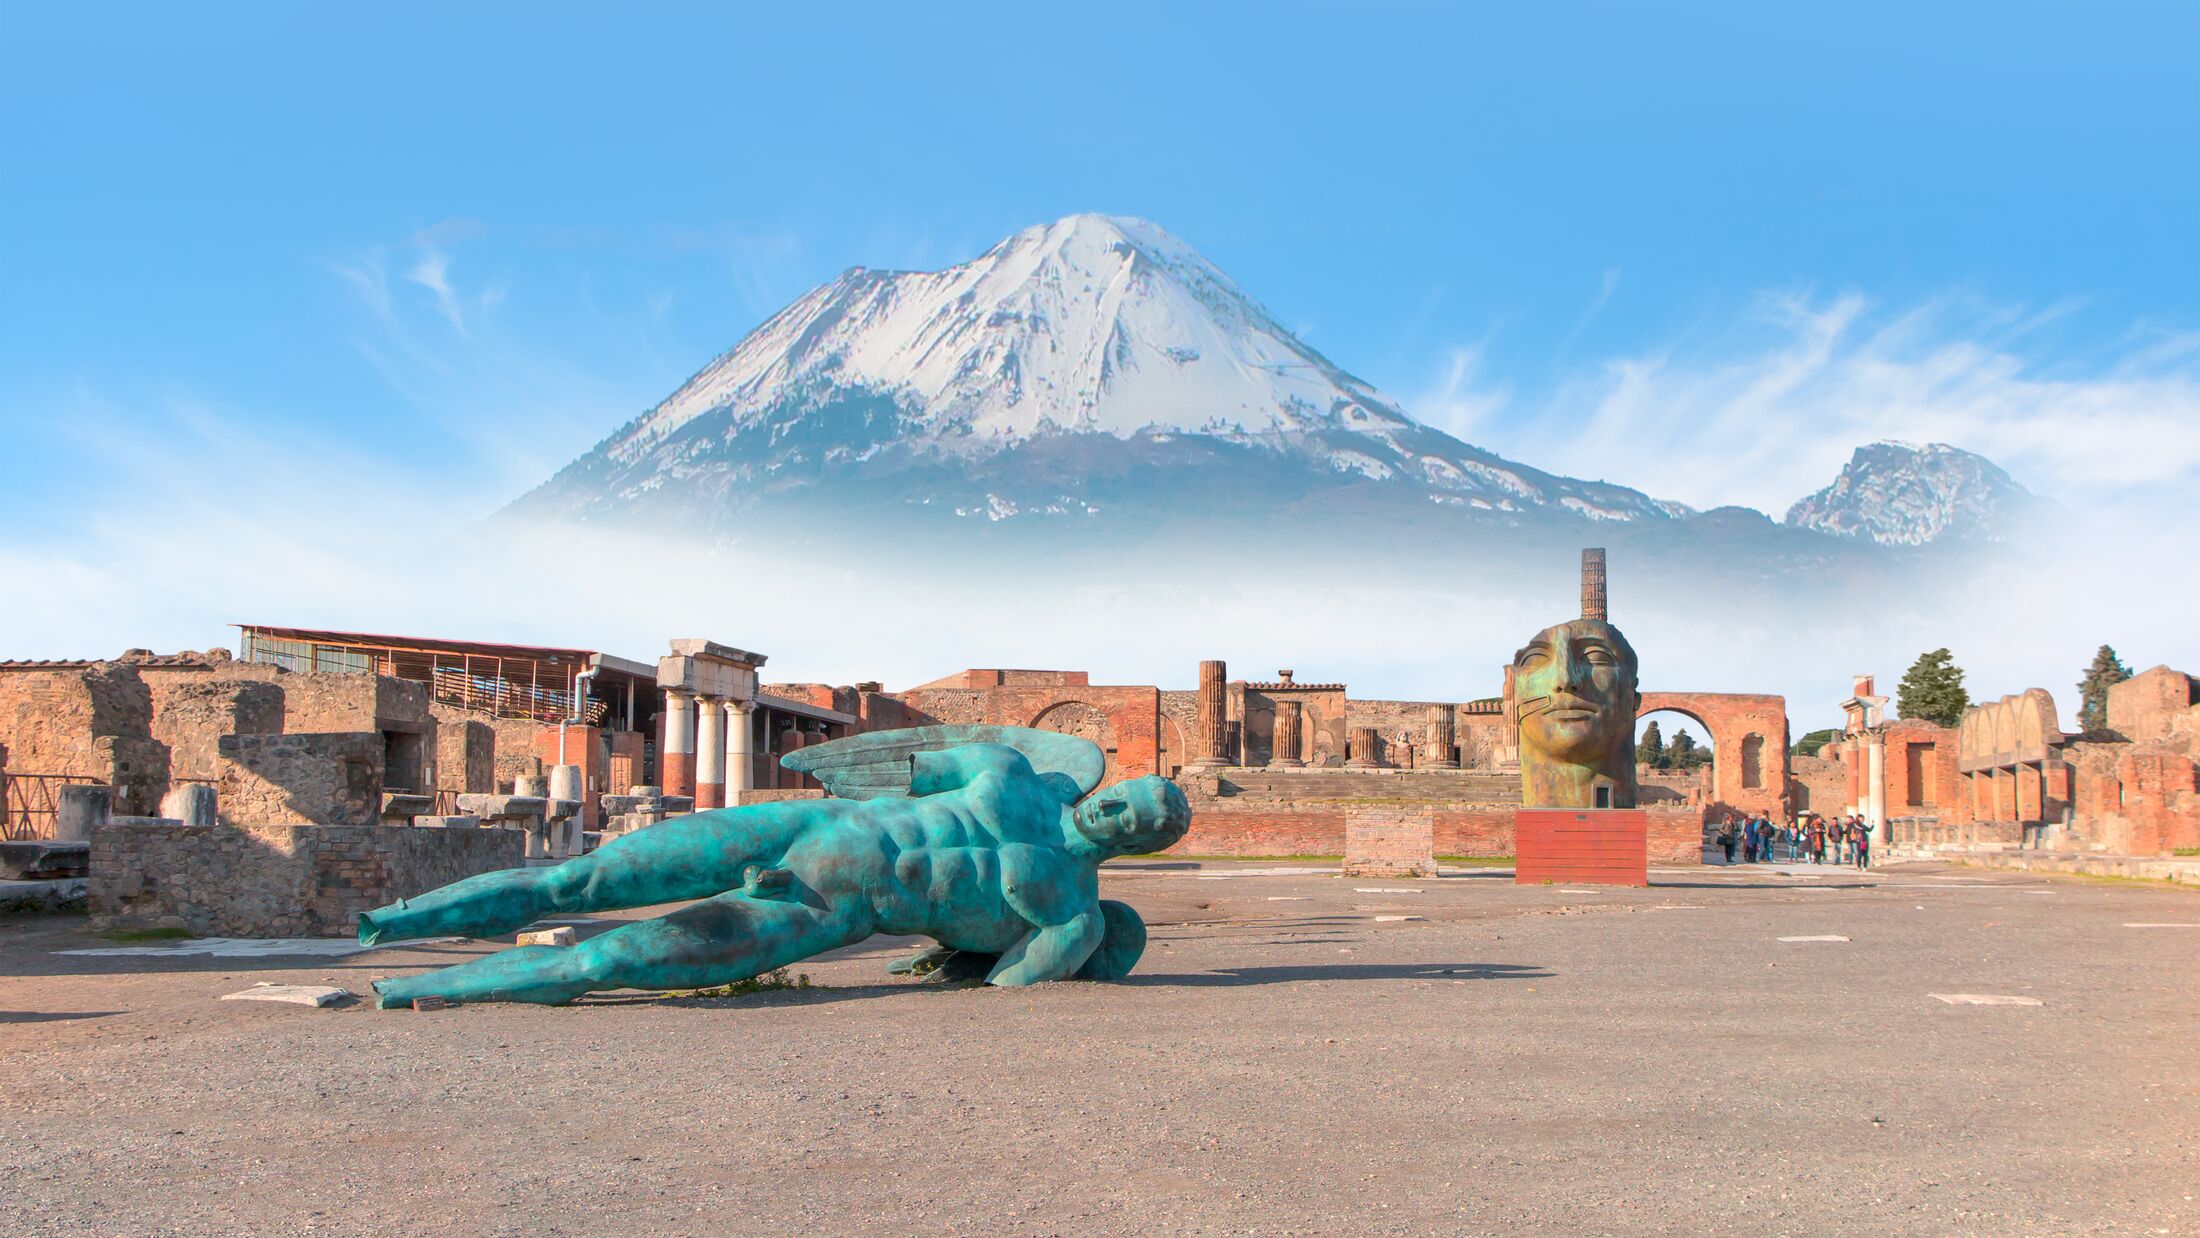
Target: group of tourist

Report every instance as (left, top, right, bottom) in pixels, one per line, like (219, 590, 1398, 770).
(1713, 812, 1871, 869)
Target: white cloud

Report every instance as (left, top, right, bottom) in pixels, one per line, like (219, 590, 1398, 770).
(404, 245, 468, 335)
(1456, 291, 2200, 525)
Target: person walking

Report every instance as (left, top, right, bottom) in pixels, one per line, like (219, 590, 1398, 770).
(1852, 818, 1872, 871)
(1742, 817, 1758, 864)
(1717, 815, 1738, 865)
(1808, 817, 1826, 864)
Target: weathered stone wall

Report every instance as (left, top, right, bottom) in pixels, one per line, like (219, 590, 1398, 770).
(1788, 754, 1846, 816)
(145, 671, 286, 785)
(89, 820, 523, 937)
(0, 664, 159, 807)
(1168, 766, 1704, 863)
(876, 683, 1162, 784)
(215, 733, 383, 829)
(436, 718, 495, 794)
(2107, 666, 2200, 747)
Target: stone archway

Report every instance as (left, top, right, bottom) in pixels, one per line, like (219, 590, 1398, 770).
(1637, 692, 1790, 822)
(1157, 715, 1187, 779)
(1030, 701, 1118, 786)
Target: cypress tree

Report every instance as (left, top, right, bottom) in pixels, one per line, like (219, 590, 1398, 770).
(1897, 648, 1970, 727)
(2077, 645, 2131, 733)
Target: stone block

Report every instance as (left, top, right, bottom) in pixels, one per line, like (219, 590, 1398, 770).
(413, 815, 480, 829)
(1343, 810, 1435, 878)
(517, 926, 576, 947)
(158, 783, 219, 828)
(0, 840, 90, 881)
(55, 784, 112, 842)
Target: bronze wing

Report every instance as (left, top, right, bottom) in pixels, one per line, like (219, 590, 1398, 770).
(780, 724, 1106, 803)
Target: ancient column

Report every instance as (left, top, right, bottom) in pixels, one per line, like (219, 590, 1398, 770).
(1193, 659, 1234, 767)
(726, 701, 756, 804)
(1425, 704, 1459, 769)
(1346, 725, 1383, 769)
(1865, 734, 1886, 841)
(695, 695, 726, 810)
(661, 689, 698, 801)
(1271, 700, 1304, 768)
(1581, 547, 1608, 621)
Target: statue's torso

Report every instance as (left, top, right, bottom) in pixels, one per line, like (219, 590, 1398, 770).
(783, 770, 1083, 950)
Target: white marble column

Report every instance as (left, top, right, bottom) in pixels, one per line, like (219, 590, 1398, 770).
(727, 701, 756, 804)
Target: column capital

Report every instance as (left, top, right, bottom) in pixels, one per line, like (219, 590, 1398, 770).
(723, 698, 754, 715)
(664, 687, 695, 704)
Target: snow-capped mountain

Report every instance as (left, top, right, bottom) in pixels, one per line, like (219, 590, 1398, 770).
(1784, 442, 2041, 546)
(513, 215, 1685, 535)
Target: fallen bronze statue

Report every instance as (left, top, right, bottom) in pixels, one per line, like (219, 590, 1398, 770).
(361, 725, 1190, 1008)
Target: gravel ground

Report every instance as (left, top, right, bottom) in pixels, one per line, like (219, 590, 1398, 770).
(3, 859, 2196, 1236)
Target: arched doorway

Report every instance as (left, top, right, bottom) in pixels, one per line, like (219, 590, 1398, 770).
(1030, 701, 1118, 787)
(1634, 708, 1716, 810)
(1636, 692, 1791, 823)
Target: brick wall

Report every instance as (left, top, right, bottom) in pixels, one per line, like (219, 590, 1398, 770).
(1342, 809, 1435, 877)
(2108, 666, 2200, 745)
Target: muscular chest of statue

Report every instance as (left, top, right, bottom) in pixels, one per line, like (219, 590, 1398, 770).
(872, 775, 1070, 946)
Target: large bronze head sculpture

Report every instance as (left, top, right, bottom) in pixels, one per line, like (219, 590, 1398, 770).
(1512, 550, 1639, 809)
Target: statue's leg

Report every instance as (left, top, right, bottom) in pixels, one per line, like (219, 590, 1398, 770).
(370, 891, 868, 1008)
(358, 803, 822, 945)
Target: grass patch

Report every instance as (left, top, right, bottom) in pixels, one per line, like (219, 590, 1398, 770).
(669, 968, 812, 999)
(1437, 855, 1514, 867)
(1947, 862, 2199, 892)
(2174, 847, 2200, 857)
(99, 927, 193, 942)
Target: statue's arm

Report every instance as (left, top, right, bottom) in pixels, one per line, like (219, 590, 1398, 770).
(908, 743, 1034, 796)
(985, 906, 1105, 987)
(986, 843, 1104, 987)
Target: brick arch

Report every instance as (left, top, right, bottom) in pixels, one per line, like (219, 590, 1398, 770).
(1637, 692, 1790, 822)
(1030, 700, 1118, 785)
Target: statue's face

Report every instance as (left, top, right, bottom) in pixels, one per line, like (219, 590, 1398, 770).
(1074, 776, 1191, 856)
(1513, 619, 1638, 767)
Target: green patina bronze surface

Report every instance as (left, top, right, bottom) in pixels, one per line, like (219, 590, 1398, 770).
(1513, 617, 1640, 809)
(361, 727, 1189, 1008)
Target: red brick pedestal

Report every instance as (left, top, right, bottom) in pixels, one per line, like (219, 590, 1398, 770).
(1514, 809, 1648, 886)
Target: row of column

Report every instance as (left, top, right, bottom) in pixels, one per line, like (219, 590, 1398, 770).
(661, 689, 756, 808)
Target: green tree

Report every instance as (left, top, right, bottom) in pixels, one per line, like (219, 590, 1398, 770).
(1636, 720, 1666, 768)
(1897, 648, 1970, 727)
(2077, 645, 2131, 733)
(1669, 730, 1704, 769)
(1793, 727, 1840, 757)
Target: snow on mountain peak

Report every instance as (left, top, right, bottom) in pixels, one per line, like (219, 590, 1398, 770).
(620, 213, 1404, 462)
(1784, 441, 2039, 545)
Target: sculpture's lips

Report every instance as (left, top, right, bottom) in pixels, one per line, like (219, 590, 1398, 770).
(1541, 705, 1598, 720)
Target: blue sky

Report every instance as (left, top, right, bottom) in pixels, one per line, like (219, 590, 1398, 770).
(1, 3, 2195, 715)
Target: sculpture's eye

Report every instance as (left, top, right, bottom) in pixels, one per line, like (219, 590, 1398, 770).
(1582, 644, 1616, 666)
(1518, 649, 1549, 669)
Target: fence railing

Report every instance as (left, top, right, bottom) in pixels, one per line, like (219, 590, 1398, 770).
(2, 773, 100, 842)
(428, 667, 609, 725)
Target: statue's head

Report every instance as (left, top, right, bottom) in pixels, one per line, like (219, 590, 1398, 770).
(1513, 618, 1639, 795)
(1073, 775, 1191, 857)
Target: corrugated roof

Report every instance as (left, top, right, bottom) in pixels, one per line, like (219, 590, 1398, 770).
(233, 624, 651, 677)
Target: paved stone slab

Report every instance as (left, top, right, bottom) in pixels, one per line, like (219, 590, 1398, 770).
(2124, 922, 2200, 928)
(1779, 935, 1851, 942)
(516, 927, 577, 947)
(60, 936, 459, 958)
(219, 983, 351, 1008)
(1931, 993, 2044, 1006)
